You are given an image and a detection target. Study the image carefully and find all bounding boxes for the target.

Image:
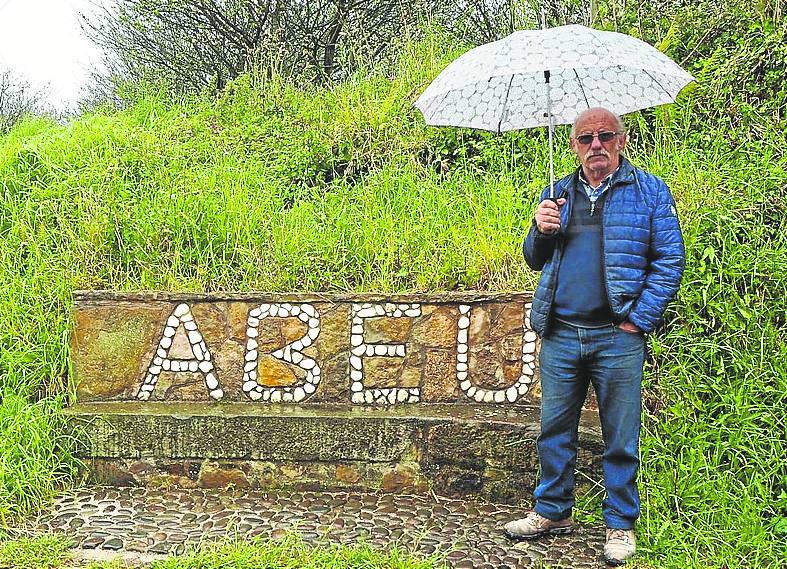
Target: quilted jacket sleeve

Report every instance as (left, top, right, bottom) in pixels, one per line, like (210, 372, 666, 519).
(523, 187, 558, 271)
(627, 178, 685, 332)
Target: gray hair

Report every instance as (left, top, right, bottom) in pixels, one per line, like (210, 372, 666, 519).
(570, 108, 625, 137)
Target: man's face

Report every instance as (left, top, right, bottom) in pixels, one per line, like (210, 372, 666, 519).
(570, 110, 627, 179)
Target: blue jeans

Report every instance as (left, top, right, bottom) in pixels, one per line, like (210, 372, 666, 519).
(534, 320, 645, 529)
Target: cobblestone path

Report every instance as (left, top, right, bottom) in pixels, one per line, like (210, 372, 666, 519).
(35, 488, 606, 568)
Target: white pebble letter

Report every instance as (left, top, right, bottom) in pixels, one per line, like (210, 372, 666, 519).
(137, 303, 223, 401)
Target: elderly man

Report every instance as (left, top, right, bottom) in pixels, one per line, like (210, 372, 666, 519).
(504, 107, 684, 565)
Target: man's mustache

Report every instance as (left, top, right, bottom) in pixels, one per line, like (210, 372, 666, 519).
(584, 149, 610, 160)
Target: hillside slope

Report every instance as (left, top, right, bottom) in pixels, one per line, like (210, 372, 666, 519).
(1, 5, 786, 566)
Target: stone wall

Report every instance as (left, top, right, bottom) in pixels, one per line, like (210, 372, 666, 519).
(69, 291, 602, 500)
(72, 291, 552, 407)
(65, 402, 603, 503)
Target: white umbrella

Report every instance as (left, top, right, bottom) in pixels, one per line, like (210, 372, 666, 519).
(414, 24, 694, 197)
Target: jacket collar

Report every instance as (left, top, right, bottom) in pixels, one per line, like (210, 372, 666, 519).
(559, 155, 636, 195)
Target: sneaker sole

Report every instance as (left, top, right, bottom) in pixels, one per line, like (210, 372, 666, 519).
(504, 525, 574, 541)
(603, 554, 630, 567)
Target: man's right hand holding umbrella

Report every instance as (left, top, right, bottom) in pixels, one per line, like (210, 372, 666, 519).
(535, 198, 566, 234)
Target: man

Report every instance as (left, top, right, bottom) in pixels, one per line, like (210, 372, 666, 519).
(504, 107, 684, 566)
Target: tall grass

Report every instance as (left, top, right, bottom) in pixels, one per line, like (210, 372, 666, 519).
(0, 18, 785, 569)
(0, 394, 76, 525)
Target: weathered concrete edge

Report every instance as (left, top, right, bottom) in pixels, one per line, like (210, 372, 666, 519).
(64, 402, 603, 463)
(63, 402, 600, 430)
(72, 290, 534, 305)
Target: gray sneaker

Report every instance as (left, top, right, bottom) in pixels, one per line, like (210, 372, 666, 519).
(503, 511, 573, 541)
(604, 528, 636, 565)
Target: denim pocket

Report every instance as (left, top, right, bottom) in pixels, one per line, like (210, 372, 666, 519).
(612, 325, 646, 362)
(614, 325, 645, 339)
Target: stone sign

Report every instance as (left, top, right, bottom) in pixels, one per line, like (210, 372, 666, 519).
(72, 291, 542, 406)
(68, 291, 604, 499)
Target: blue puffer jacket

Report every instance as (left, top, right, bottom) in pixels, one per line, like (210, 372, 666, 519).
(523, 156, 685, 337)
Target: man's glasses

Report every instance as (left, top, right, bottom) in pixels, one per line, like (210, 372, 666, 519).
(574, 131, 622, 145)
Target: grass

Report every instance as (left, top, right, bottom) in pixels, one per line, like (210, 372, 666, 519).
(0, 394, 78, 525)
(0, 8, 786, 569)
(152, 534, 442, 569)
(0, 533, 444, 568)
(0, 534, 71, 569)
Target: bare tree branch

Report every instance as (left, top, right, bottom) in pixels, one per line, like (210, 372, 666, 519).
(80, 0, 588, 103)
(0, 70, 46, 134)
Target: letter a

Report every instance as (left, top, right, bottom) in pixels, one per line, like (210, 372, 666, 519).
(137, 303, 222, 401)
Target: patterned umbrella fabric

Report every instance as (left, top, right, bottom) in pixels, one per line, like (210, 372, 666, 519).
(414, 24, 694, 133)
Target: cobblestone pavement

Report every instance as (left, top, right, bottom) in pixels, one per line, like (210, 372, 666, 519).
(35, 488, 607, 568)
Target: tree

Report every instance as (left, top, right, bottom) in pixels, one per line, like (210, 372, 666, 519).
(0, 70, 45, 134)
(81, 0, 593, 103)
(437, 0, 589, 45)
(82, 0, 433, 97)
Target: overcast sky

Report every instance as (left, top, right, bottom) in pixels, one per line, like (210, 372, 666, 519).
(0, 0, 104, 111)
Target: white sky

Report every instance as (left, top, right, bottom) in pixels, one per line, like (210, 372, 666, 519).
(0, 0, 104, 111)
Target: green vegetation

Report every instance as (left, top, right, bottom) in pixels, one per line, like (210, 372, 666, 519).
(0, 534, 441, 568)
(0, 394, 77, 526)
(0, 0, 785, 567)
(153, 534, 439, 569)
(0, 534, 71, 568)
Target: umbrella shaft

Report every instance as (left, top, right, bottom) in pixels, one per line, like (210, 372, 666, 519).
(545, 70, 555, 199)
(549, 119, 555, 199)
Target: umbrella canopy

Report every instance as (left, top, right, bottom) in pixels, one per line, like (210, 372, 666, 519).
(414, 24, 694, 133)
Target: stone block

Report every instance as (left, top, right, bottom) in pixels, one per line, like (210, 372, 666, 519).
(153, 372, 206, 401)
(72, 303, 169, 400)
(189, 303, 227, 349)
(427, 464, 484, 496)
(380, 463, 428, 493)
(257, 355, 299, 387)
(412, 307, 457, 349)
(86, 459, 137, 486)
(281, 317, 310, 344)
(363, 356, 405, 388)
(363, 316, 413, 344)
(198, 462, 251, 488)
(421, 350, 458, 402)
(335, 464, 363, 484)
(66, 403, 424, 463)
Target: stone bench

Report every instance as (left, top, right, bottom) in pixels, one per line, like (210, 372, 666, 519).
(68, 291, 602, 502)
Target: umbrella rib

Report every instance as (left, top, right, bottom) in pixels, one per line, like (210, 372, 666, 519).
(497, 75, 515, 134)
(644, 69, 673, 100)
(573, 69, 590, 109)
(421, 89, 450, 118)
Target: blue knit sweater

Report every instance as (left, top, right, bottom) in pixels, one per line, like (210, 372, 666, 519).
(552, 190, 613, 327)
